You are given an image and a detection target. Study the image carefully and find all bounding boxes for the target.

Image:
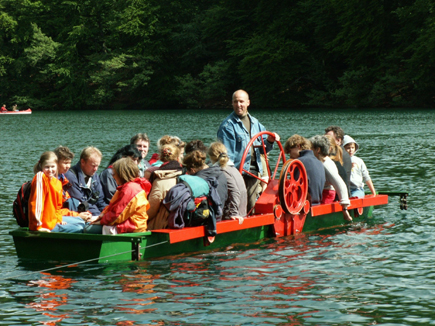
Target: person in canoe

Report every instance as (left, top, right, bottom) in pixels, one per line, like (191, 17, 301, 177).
(1, 104, 6, 112)
(87, 157, 150, 234)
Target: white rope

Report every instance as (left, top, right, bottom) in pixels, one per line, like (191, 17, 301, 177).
(1, 240, 168, 281)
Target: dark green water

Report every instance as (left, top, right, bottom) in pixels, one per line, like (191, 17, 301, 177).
(0, 109, 433, 325)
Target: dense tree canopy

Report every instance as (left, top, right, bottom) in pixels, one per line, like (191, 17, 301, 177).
(0, 0, 434, 109)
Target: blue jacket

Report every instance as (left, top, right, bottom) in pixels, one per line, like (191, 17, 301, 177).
(163, 176, 222, 236)
(100, 167, 117, 204)
(64, 162, 107, 215)
(217, 112, 273, 174)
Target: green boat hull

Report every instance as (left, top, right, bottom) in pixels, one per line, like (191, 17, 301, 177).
(302, 205, 374, 233)
(9, 205, 375, 264)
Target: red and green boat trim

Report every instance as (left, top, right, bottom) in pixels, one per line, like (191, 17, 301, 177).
(9, 132, 397, 263)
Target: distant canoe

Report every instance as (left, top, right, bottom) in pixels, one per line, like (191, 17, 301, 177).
(0, 109, 32, 115)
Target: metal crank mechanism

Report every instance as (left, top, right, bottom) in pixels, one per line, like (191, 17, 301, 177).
(278, 159, 309, 214)
(238, 131, 286, 183)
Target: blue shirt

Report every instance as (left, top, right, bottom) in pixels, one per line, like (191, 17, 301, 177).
(217, 112, 273, 175)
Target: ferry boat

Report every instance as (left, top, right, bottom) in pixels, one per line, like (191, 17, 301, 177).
(9, 132, 396, 263)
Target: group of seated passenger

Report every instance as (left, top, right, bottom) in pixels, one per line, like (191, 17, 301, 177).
(27, 126, 375, 234)
(27, 133, 248, 234)
(283, 126, 376, 222)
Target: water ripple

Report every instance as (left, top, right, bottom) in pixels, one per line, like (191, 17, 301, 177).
(0, 109, 433, 325)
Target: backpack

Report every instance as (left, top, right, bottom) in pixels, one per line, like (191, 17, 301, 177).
(184, 196, 211, 227)
(12, 181, 32, 227)
(177, 175, 212, 227)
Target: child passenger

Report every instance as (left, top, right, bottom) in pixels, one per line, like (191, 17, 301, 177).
(28, 151, 87, 232)
(54, 145, 81, 212)
(88, 157, 149, 235)
(343, 135, 376, 198)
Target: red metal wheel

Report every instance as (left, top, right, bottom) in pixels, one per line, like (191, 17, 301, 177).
(278, 159, 308, 214)
(238, 131, 286, 183)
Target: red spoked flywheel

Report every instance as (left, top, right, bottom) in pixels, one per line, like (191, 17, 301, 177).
(238, 131, 286, 183)
(278, 159, 308, 214)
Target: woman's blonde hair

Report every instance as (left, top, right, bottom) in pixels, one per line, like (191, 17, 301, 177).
(325, 135, 343, 164)
(160, 144, 180, 162)
(208, 142, 229, 167)
(34, 151, 58, 174)
(112, 157, 139, 185)
(157, 135, 185, 149)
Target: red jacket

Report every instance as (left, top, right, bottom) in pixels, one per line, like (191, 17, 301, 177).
(100, 178, 150, 233)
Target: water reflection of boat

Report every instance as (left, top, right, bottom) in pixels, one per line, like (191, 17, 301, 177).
(26, 273, 75, 324)
(0, 108, 32, 115)
(9, 132, 393, 264)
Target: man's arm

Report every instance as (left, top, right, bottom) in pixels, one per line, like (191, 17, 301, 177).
(217, 124, 237, 163)
(64, 170, 82, 201)
(257, 121, 279, 154)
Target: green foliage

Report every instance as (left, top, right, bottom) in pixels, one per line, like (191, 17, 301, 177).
(174, 61, 230, 108)
(0, 0, 435, 109)
(331, 67, 375, 107)
(25, 23, 60, 66)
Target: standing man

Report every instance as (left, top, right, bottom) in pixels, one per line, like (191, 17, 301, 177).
(217, 89, 280, 212)
(65, 146, 107, 215)
(324, 126, 351, 195)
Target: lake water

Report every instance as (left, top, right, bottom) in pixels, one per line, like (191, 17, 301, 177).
(0, 108, 434, 325)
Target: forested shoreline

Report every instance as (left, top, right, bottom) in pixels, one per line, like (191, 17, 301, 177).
(0, 0, 434, 110)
